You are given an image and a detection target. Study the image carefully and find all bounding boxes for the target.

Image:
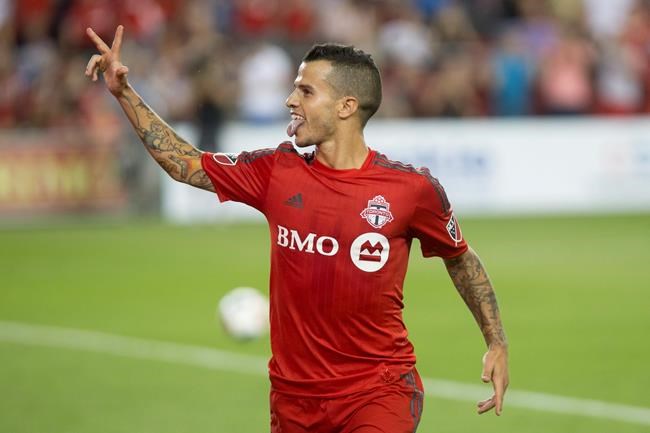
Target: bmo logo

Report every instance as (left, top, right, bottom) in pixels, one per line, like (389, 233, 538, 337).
(350, 233, 390, 272)
(276, 225, 339, 256)
(276, 226, 390, 272)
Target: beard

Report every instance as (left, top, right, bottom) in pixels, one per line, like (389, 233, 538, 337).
(292, 116, 336, 148)
(294, 132, 315, 148)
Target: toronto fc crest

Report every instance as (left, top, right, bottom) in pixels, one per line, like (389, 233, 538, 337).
(360, 195, 394, 229)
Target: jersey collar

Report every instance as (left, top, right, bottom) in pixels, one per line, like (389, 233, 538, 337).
(311, 149, 376, 177)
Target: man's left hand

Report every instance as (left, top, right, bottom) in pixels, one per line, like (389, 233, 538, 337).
(477, 344, 509, 415)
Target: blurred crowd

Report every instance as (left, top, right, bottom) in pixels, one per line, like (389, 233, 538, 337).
(2, 0, 650, 139)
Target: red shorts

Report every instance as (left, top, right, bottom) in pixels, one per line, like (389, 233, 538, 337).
(270, 369, 424, 433)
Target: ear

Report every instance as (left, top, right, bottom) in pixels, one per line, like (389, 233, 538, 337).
(337, 96, 359, 120)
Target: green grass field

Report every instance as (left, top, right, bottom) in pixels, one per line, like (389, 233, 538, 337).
(1, 214, 649, 433)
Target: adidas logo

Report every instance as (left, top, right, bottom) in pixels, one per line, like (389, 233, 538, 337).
(284, 193, 303, 208)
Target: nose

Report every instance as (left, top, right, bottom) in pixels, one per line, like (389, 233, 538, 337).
(285, 89, 298, 108)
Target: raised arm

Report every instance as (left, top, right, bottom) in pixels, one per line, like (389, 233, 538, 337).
(444, 246, 509, 416)
(84, 26, 214, 192)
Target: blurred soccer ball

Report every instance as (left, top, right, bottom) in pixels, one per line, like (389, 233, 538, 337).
(217, 287, 269, 340)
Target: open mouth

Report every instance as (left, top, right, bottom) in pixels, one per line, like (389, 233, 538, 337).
(287, 114, 305, 137)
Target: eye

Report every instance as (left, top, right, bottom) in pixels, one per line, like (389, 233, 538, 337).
(297, 85, 313, 97)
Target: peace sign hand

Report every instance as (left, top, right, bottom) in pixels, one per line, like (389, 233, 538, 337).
(85, 25, 129, 97)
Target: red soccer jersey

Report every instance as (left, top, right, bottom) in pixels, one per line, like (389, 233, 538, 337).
(201, 142, 468, 397)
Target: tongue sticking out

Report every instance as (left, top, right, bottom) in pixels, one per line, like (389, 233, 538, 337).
(287, 118, 304, 137)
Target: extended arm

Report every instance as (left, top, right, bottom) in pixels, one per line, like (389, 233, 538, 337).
(117, 86, 214, 191)
(444, 247, 509, 415)
(84, 26, 213, 191)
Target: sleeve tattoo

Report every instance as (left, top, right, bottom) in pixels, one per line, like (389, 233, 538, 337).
(444, 249, 507, 347)
(121, 91, 214, 192)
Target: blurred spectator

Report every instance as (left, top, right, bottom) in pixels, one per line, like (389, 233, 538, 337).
(58, 0, 119, 49)
(279, 0, 318, 42)
(2, 0, 650, 129)
(511, 0, 558, 65)
(232, 0, 278, 38)
(416, 3, 486, 117)
(238, 43, 292, 122)
(548, 0, 584, 29)
(0, 45, 20, 126)
(316, 0, 378, 53)
(121, 0, 166, 42)
(460, 0, 507, 39)
(595, 38, 645, 115)
(192, 47, 238, 151)
(433, 2, 479, 45)
(619, 1, 650, 113)
(378, 7, 434, 68)
(537, 28, 596, 115)
(415, 50, 484, 117)
(15, 1, 55, 84)
(583, 0, 637, 40)
(413, 0, 453, 21)
(489, 27, 533, 115)
(0, 0, 13, 47)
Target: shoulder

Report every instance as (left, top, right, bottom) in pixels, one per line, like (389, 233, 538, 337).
(373, 152, 440, 186)
(237, 147, 276, 164)
(373, 152, 450, 213)
(203, 147, 275, 166)
(274, 141, 316, 165)
(208, 143, 294, 164)
(203, 142, 312, 167)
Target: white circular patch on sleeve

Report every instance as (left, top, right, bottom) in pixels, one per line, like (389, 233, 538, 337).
(350, 233, 390, 272)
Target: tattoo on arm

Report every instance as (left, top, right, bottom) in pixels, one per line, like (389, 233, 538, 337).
(120, 89, 214, 192)
(444, 248, 507, 347)
(168, 155, 188, 179)
(157, 160, 179, 177)
(188, 169, 213, 190)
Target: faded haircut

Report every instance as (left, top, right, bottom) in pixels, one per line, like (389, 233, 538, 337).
(303, 43, 382, 126)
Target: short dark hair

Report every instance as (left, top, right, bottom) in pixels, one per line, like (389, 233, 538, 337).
(303, 43, 382, 126)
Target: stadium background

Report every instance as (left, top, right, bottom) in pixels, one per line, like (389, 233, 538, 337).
(1, 1, 650, 432)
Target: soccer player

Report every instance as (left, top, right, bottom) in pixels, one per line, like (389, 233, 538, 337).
(85, 26, 509, 432)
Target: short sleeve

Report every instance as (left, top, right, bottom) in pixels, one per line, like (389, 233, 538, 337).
(409, 170, 468, 259)
(201, 147, 276, 211)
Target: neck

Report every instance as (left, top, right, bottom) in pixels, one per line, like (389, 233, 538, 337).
(314, 130, 369, 169)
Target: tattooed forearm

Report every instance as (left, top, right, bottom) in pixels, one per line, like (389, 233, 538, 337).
(188, 169, 213, 190)
(158, 160, 179, 177)
(168, 155, 188, 179)
(124, 95, 194, 156)
(444, 248, 507, 348)
(117, 86, 214, 192)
